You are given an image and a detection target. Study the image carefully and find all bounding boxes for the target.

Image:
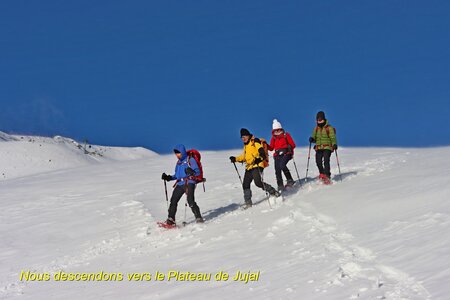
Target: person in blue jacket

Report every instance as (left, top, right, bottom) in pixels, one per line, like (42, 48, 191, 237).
(161, 144, 204, 225)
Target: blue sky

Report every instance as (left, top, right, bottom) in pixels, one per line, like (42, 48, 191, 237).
(1, 1, 449, 153)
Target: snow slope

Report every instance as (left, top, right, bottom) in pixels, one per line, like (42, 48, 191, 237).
(1, 142, 449, 300)
(0, 131, 156, 180)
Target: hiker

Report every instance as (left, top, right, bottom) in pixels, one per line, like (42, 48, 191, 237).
(229, 128, 280, 208)
(309, 111, 337, 183)
(161, 144, 204, 225)
(268, 119, 296, 191)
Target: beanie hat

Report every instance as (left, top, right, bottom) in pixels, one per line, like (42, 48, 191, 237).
(240, 128, 251, 137)
(272, 119, 283, 130)
(316, 111, 326, 121)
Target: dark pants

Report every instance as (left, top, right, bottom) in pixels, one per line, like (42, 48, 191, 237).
(168, 183, 201, 220)
(242, 167, 278, 204)
(315, 150, 332, 177)
(274, 154, 294, 187)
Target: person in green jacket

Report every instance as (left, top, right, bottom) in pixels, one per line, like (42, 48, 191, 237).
(309, 111, 338, 181)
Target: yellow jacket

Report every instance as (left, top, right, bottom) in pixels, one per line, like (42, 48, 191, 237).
(235, 137, 267, 170)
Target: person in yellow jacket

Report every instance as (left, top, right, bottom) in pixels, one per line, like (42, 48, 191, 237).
(229, 128, 280, 208)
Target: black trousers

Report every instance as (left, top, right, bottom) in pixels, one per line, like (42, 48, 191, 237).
(315, 149, 332, 177)
(243, 167, 265, 190)
(274, 154, 293, 186)
(168, 183, 201, 220)
(242, 167, 277, 203)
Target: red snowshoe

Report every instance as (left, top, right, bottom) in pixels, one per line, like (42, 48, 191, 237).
(319, 174, 333, 185)
(157, 218, 177, 229)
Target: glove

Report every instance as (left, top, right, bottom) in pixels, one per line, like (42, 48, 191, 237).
(333, 144, 338, 150)
(185, 167, 195, 176)
(309, 137, 315, 143)
(229, 156, 236, 163)
(161, 173, 172, 181)
(253, 157, 263, 165)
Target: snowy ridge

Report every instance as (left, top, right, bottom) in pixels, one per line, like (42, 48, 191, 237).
(0, 132, 18, 142)
(0, 131, 157, 180)
(1, 146, 449, 299)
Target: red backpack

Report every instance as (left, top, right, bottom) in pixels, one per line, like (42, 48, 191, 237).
(186, 149, 205, 183)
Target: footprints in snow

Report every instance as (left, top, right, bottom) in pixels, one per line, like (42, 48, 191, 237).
(264, 205, 429, 299)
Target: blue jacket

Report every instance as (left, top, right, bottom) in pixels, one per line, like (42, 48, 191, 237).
(171, 144, 200, 186)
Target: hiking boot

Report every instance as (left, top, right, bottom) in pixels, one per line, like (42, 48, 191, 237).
(242, 202, 253, 209)
(191, 206, 202, 220)
(165, 217, 176, 226)
(319, 174, 329, 180)
(318, 174, 332, 185)
(285, 179, 295, 187)
(195, 217, 204, 223)
(270, 189, 281, 197)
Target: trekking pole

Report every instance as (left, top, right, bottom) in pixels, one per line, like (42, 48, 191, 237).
(292, 156, 301, 182)
(232, 161, 243, 185)
(163, 180, 169, 209)
(335, 150, 343, 182)
(305, 142, 312, 183)
(257, 167, 272, 209)
(183, 200, 187, 225)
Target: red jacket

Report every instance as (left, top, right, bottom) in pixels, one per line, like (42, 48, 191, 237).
(268, 131, 296, 156)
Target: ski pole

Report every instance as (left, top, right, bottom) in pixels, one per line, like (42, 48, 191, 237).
(292, 156, 301, 182)
(163, 180, 169, 209)
(335, 150, 343, 182)
(305, 142, 312, 183)
(257, 167, 272, 209)
(232, 161, 243, 185)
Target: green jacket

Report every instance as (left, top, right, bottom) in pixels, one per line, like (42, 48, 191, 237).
(312, 120, 337, 151)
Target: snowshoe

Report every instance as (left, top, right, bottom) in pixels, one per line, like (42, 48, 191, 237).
(319, 174, 332, 185)
(157, 218, 177, 229)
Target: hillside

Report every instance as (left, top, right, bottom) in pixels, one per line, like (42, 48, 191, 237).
(1, 141, 449, 299)
(0, 131, 156, 180)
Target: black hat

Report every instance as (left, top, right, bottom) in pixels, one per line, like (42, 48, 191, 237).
(316, 111, 326, 121)
(240, 128, 251, 137)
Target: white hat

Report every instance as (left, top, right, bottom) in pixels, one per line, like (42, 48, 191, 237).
(272, 119, 283, 130)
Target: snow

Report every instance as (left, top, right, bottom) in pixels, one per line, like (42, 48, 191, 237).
(1, 135, 449, 299)
(0, 132, 156, 180)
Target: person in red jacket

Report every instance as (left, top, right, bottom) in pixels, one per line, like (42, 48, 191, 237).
(268, 119, 296, 191)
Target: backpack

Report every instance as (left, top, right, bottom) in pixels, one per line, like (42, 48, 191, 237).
(314, 125, 337, 151)
(186, 149, 205, 183)
(252, 137, 269, 168)
(282, 133, 294, 154)
(314, 125, 336, 138)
